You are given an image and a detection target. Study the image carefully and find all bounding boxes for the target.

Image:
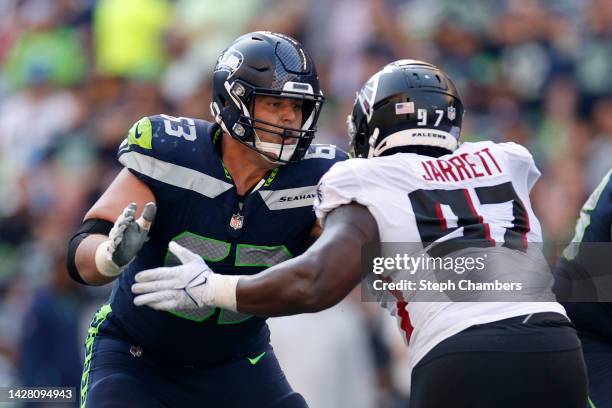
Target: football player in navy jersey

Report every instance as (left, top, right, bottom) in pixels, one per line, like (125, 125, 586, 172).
(66, 31, 346, 408)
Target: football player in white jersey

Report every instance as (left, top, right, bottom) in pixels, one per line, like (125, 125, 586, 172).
(132, 60, 588, 407)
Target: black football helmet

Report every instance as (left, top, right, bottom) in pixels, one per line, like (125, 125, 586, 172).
(348, 60, 463, 158)
(210, 31, 324, 164)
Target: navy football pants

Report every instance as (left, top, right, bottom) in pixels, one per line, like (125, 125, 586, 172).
(80, 332, 307, 408)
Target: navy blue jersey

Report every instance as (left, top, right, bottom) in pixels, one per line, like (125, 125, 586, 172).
(107, 114, 347, 366)
(556, 169, 612, 343)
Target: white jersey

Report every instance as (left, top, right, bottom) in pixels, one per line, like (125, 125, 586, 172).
(313, 141, 566, 381)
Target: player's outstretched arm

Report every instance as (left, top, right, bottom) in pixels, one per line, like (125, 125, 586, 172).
(67, 168, 157, 285)
(132, 203, 378, 315)
(236, 204, 379, 316)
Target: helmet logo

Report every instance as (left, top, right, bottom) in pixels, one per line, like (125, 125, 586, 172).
(357, 77, 377, 123)
(357, 66, 393, 123)
(215, 47, 244, 79)
(447, 106, 456, 121)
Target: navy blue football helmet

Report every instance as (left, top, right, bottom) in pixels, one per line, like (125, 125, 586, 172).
(211, 32, 324, 163)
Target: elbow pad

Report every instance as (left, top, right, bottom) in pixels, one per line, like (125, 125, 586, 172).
(66, 219, 114, 285)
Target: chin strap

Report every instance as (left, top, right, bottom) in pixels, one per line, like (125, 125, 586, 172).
(253, 133, 297, 163)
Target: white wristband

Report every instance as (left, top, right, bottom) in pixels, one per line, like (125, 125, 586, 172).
(94, 240, 123, 277)
(207, 273, 242, 312)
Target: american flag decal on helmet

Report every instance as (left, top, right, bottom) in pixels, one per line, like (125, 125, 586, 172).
(395, 102, 415, 115)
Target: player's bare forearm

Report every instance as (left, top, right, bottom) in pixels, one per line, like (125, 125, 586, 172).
(236, 204, 379, 316)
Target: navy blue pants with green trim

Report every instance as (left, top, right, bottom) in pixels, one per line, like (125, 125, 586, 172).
(80, 329, 307, 407)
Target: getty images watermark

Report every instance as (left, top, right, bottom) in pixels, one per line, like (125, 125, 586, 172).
(371, 252, 524, 293)
(360, 242, 575, 303)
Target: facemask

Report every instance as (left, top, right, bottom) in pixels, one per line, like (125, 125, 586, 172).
(254, 133, 297, 163)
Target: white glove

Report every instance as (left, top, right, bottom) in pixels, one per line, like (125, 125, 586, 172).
(95, 202, 156, 277)
(132, 242, 241, 311)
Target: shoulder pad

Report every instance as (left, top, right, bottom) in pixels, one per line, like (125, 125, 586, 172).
(301, 144, 348, 171)
(496, 141, 533, 161)
(304, 144, 348, 161)
(304, 144, 349, 161)
(117, 115, 223, 185)
(291, 144, 348, 182)
(122, 114, 202, 151)
(314, 160, 362, 224)
(118, 114, 215, 162)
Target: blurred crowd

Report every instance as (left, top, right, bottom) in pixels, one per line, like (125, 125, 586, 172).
(0, 0, 610, 406)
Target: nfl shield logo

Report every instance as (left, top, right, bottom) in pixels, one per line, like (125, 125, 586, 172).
(230, 213, 244, 230)
(447, 106, 456, 121)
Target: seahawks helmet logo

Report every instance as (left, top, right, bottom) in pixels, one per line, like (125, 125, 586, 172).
(215, 47, 244, 79)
